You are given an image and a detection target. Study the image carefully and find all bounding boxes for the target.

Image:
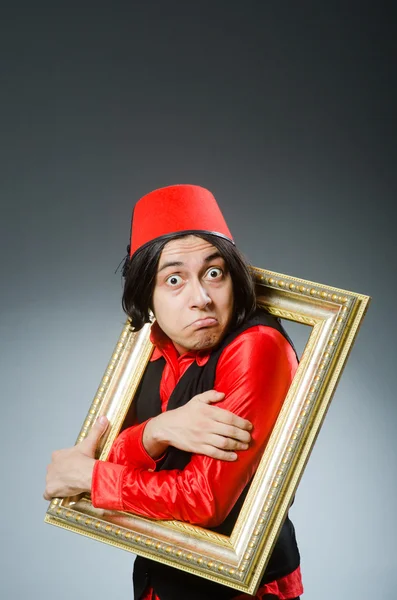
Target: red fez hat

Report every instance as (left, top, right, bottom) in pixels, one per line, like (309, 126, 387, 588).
(129, 184, 234, 257)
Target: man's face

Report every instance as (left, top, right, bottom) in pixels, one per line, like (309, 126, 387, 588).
(152, 235, 234, 354)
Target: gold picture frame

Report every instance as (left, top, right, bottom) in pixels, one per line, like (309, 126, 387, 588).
(45, 266, 370, 595)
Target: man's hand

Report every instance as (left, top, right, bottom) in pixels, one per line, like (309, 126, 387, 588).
(143, 391, 252, 461)
(44, 416, 108, 501)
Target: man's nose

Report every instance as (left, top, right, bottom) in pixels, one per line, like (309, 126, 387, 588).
(189, 279, 211, 309)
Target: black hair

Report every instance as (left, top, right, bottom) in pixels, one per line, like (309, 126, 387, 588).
(122, 233, 256, 331)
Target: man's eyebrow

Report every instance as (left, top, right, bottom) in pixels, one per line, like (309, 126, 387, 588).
(157, 261, 184, 273)
(203, 252, 223, 263)
(157, 253, 224, 274)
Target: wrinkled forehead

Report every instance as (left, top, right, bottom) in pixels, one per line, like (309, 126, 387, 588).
(157, 235, 221, 268)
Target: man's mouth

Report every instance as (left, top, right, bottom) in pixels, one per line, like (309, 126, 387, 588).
(189, 317, 218, 329)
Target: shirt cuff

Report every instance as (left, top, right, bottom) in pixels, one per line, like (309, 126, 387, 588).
(127, 420, 158, 468)
(110, 419, 159, 470)
(91, 459, 126, 511)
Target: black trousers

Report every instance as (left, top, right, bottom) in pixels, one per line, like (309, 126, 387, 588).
(137, 595, 300, 600)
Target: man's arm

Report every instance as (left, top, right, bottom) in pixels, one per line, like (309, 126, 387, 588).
(110, 389, 252, 469)
(44, 380, 253, 499)
(91, 326, 297, 527)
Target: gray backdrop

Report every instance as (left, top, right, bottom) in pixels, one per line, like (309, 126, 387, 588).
(1, 3, 396, 599)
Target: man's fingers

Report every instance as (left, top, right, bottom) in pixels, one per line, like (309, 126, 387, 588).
(85, 415, 109, 442)
(213, 423, 251, 444)
(200, 445, 238, 461)
(44, 476, 55, 501)
(208, 433, 249, 452)
(208, 405, 253, 431)
(43, 488, 55, 501)
(196, 390, 225, 404)
(79, 415, 109, 456)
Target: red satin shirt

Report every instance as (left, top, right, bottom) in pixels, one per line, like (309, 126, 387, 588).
(91, 322, 303, 599)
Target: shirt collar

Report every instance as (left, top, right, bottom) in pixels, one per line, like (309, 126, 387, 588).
(150, 321, 211, 366)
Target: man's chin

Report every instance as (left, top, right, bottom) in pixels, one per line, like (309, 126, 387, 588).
(187, 329, 224, 351)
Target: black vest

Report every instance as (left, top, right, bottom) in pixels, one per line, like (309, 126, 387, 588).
(127, 310, 300, 600)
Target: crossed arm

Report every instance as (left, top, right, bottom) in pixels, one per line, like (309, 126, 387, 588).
(45, 327, 296, 527)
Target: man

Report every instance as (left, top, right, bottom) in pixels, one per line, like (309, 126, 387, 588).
(45, 184, 303, 599)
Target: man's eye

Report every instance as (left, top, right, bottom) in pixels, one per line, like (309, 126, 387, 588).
(166, 275, 183, 286)
(205, 267, 223, 280)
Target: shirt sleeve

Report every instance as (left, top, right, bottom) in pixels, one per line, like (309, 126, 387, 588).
(106, 419, 158, 470)
(91, 326, 298, 526)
